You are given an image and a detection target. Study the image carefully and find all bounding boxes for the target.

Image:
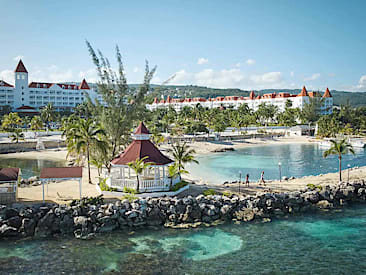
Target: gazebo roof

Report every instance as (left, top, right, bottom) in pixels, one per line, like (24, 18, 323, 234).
(111, 140, 173, 166)
(134, 122, 150, 134)
(0, 168, 20, 182)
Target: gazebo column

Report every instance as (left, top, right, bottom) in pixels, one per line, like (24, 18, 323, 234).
(122, 167, 125, 179)
(163, 166, 165, 179)
(128, 167, 131, 178)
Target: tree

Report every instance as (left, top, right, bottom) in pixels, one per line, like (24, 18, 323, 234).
(323, 139, 355, 181)
(41, 103, 56, 131)
(168, 141, 199, 172)
(300, 96, 324, 126)
(64, 118, 107, 184)
(30, 115, 43, 133)
(167, 163, 186, 189)
(10, 128, 24, 143)
(2, 112, 22, 131)
(86, 41, 156, 163)
(127, 156, 152, 192)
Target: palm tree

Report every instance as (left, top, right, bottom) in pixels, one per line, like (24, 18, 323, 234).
(10, 128, 24, 143)
(323, 139, 355, 181)
(168, 141, 199, 172)
(65, 118, 107, 184)
(167, 163, 187, 189)
(41, 103, 55, 131)
(127, 156, 152, 192)
(30, 115, 43, 136)
(2, 112, 22, 131)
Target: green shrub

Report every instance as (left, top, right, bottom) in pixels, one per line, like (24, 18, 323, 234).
(122, 194, 138, 202)
(203, 189, 216, 196)
(70, 195, 104, 207)
(306, 183, 323, 191)
(170, 181, 189, 192)
(99, 178, 118, 192)
(221, 191, 232, 197)
(123, 186, 139, 194)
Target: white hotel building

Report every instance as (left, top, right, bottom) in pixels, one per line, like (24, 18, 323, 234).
(0, 60, 102, 113)
(147, 86, 333, 114)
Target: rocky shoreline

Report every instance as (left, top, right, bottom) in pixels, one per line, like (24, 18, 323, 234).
(1, 180, 366, 240)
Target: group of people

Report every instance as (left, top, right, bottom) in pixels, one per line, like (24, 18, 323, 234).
(242, 171, 266, 187)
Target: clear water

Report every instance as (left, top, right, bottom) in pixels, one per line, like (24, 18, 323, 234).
(1, 206, 366, 274)
(0, 157, 65, 178)
(187, 143, 366, 183)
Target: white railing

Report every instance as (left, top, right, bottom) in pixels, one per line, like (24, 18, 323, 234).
(108, 176, 179, 192)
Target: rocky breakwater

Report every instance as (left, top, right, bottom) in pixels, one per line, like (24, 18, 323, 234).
(1, 181, 366, 240)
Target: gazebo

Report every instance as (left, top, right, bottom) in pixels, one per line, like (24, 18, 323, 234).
(107, 122, 180, 192)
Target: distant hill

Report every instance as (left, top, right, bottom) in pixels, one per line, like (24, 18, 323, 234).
(81, 82, 366, 107)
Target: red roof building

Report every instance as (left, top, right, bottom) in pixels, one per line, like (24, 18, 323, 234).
(323, 88, 332, 98)
(298, 86, 309, 97)
(15, 60, 28, 73)
(0, 80, 14, 87)
(78, 79, 90, 90)
(249, 91, 255, 100)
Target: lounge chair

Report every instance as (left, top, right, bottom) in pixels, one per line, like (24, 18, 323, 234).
(56, 192, 73, 201)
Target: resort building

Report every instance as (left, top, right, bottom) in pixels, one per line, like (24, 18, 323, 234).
(146, 86, 333, 114)
(0, 60, 101, 112)
(107, 122, 181, 192)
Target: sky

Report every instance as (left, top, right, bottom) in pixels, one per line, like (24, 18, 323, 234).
(0, 0, 365, 92)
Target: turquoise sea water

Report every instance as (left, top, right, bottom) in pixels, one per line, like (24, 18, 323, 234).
(1, 205, 366, 274)
(187, 143, 366, 184)
(0, 157, 65, 178)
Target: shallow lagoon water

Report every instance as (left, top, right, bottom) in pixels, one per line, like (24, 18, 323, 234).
(0, 157, 65, 178)
(1, 205, 366, 274)
(187, 143, 366, 183)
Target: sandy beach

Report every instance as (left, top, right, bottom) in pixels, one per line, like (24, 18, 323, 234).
(1, 135, 364, 204)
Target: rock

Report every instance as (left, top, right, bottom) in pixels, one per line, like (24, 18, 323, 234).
(21, 218, 36, 236)
(0, 224, 19, 237)
(73, 216, 88, 228)
(233, 209, 255, 222)
(4, 208, 19, 219)
(212, 147, 235, 153)
(6, 216, 22, 229)
(316, 200, 333, 209)
(27, 176, 39, 183)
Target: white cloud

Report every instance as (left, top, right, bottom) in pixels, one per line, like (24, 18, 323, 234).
(13, 55, 24, 62)
(246, 59, 256, 65)
(357, 75, 366, 90)
(290, 71, 294, 77)
(304, 73, 320, 81)
(250, 72, 282, 84)
(235, 63, 241, 68)
(0, 70, 14, 84)
(133, 67, 139, 73)
(197, 58, 208, 65)
(170, 67, 284, 89)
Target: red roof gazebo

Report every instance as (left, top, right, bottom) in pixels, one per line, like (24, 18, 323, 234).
(108, 122, 177, 192)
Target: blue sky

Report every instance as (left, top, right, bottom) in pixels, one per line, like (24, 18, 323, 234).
(0, 0, 365, 91)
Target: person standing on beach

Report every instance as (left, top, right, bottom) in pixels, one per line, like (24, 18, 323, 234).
(245, 173, 250, 187)
(260, 171, 265, 186)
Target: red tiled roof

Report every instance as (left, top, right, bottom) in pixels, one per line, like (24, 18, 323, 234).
(298, 86, 308, 97)
(323, 88, 332, 98)
(15, 60, 28, 73)
(308, 91, 318, 98)
(29, 82, 54, 88)
(0, 168, 20, 182)
(16, 105, 36, 110)
(153, 97, 158, 104)
(40, 167, 83, 179)
(249, 91, 255, 100)
(78, 79, 90, 90)
(111, 140, 173, 165)
(0, 80, 14, 88)
(134, 122, 150, 134)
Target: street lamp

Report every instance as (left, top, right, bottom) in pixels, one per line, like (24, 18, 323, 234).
(278, 162, 282, 182)
(239, 171, 242, 194)
(347, 164, 351, 183)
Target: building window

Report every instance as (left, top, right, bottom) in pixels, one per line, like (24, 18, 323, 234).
(22, 98, 24, 101)
(22, 92, 24, 95)
(17, 75, 20, 80)
(22, 75, 25, 80)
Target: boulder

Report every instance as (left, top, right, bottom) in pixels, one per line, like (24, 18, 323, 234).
(233, 209, 255, 222)
(6, 216, 22, 229)
(0, 224, 19, 237)
(4, 208, 19, 219)
(316, 200, 333, 209)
